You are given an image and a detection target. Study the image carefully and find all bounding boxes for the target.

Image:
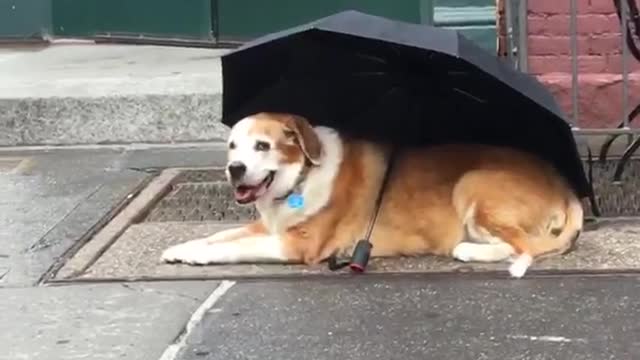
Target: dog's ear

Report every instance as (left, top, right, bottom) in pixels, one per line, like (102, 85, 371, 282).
(284, 115, 322, 165)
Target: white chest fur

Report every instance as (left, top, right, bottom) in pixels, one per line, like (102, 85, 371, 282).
(255, 126, 344, 235)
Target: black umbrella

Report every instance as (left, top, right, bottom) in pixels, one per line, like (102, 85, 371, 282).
(220, 10, 591, 198)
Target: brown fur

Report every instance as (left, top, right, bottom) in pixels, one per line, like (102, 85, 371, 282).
(245, 113, 582, 264)
(249, 113, 322, 165)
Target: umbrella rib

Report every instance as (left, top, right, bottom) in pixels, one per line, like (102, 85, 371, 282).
(452, 88, 486, 104)
(354, 53, 388, 64)
(350, 71, 388, 76)
(281, 71, 391, 81)
(348, 85, 405, 122)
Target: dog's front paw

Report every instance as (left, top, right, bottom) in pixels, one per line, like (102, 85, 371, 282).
(161, 240, 212, 265)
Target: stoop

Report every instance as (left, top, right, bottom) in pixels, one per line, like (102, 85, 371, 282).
(0, 43, 229, 146)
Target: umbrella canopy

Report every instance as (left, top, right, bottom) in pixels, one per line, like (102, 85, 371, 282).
(220, 10, 591, 198)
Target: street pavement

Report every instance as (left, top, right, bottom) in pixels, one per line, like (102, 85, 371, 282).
(177, 277, 640, 360)
(1, 145, 639, 359)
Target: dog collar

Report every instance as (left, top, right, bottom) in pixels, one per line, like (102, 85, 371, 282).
(274, 159, 312, 203)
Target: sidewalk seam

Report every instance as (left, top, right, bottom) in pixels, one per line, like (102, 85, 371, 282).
(158, 280, 236, 360)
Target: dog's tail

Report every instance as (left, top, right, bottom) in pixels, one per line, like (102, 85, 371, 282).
(531, 192, 584, 258)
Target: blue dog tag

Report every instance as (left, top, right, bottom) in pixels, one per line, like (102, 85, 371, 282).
(287, 193, 304, 209)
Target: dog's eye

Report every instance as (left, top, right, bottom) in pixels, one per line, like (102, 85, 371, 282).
(229, 141, 236, 150)
(283, 129, 296, 139)
(255, 141, 271, 151)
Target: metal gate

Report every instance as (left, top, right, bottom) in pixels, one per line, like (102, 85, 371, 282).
(502, 0, 640, 187)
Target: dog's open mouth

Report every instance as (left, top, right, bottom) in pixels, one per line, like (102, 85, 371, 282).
(234, 171, 276, 204)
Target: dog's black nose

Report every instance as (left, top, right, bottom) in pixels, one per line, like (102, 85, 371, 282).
(227, 161, 246, 180)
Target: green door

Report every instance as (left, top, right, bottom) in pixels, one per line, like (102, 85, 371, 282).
(1, 0, 496, 53)
(0, 0, 51, 40)
(51, 0, 212, 40)
(215, 0, 496, 52)
(216, 0, 433, 42)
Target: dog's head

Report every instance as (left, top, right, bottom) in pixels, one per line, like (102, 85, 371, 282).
(225, 113, 322, 205)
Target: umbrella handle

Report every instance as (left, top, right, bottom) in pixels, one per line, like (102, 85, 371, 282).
(348, 240, 373, 273)
(326, 239, 373, 273)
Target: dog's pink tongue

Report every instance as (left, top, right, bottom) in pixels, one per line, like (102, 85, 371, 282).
(235, 186, 258, 203)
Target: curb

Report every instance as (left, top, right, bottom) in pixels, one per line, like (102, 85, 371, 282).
(0, 93, 228, 146)
(0, 44, 230, 146)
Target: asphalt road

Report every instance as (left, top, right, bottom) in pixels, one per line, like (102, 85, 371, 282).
(176, 276, 640, 360)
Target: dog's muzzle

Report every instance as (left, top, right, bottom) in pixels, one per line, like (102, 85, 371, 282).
(227, 161, 247, 182)
(233, 171, 276, 204)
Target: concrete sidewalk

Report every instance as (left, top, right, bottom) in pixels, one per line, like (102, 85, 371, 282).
(0, 44, 228, 146)
(0, 143, 228, 287)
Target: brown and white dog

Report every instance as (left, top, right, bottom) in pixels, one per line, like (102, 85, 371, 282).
(161, 112, 583, 278)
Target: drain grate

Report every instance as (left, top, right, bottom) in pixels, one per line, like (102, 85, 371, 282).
(142, 159, 640, 223)
(171, 169, 228, 183)
(142, 166, 257, 222)
(143, 181, 257, 222)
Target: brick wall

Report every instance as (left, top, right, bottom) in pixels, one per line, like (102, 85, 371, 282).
(497, 0, 640, 128)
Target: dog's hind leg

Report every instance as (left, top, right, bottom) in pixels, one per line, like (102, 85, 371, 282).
(471, 208, 534, 278)
(452, 242, 515, 263)
(454, 202, 534, 278)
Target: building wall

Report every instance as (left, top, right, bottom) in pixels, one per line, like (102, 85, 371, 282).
(498, 0, 640, 129)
